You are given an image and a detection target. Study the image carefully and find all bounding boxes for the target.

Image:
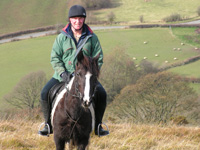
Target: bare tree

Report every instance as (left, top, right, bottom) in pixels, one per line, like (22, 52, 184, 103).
(4, 71, 47, 115)
(108, 72, 199, 124)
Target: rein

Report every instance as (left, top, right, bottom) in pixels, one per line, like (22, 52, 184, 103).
(65, 75, 83, 139)
(66, 109, 82, 139)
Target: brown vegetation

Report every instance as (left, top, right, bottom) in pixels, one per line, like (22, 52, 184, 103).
(1, 115, 200, 150)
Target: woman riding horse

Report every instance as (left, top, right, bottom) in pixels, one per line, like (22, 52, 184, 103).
(38, 5, 109, 137)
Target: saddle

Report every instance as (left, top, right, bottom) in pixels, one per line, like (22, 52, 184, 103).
(48, 82, 65, 107)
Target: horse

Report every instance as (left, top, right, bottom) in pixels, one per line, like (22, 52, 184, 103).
(51, 51, 100, 150)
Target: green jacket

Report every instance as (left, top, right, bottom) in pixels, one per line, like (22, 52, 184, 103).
(51, 24, 103, 81)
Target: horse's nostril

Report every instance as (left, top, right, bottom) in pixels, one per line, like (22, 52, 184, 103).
(83, 101, 90, 108)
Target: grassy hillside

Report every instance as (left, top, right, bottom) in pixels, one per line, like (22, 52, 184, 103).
(0, 0, 67, 35)
(1, 115, 200, 150)
(1, 0, 200, 35)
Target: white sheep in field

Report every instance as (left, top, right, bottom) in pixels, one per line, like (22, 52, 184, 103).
(143, 41, 147, 44)
(177, 48, 181, 51)
(174, 57, 178, 60)
(181, 43, 184, 45)
(133, 57, 137, 60)
(195, 47, 198, 50)
(173, 48, 176, 50)
(143, 57, 147, 59)
(155, 54, 158, 57)
(165, 60, 168, 63)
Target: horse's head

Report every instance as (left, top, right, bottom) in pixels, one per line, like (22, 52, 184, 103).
(74, 51, 100, 108)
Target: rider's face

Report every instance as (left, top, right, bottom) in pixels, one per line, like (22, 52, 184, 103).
(69, 17, 85, 30)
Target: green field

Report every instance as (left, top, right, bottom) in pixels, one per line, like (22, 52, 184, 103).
(1, 0, 200, 35)
(0, 28, 200, 107)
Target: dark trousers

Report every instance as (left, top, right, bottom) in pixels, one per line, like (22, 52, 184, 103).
(41, 78, 60, 101)
(40, 77, 107, 128)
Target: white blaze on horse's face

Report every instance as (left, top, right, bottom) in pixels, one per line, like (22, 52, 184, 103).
(83, 71, 92, 107)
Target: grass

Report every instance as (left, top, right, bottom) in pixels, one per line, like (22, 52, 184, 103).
(169, 60, 200, 78)
(1, 116, 200, 150)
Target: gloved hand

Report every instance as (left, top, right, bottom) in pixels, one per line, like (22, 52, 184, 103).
(61, 72, 70, 83)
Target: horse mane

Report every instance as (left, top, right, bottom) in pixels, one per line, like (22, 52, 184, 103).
(76, 52, 100, 77)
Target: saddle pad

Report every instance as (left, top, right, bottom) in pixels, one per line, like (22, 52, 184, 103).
(48, 82, 65, 108)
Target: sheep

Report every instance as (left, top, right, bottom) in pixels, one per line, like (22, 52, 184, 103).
(155, 54, 158, 57)
(174, 57, 178, 60)
(143, 57, 147, 59)
(133, 57, 137, 60)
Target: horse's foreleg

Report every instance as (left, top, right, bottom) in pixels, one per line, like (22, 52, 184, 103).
(77, 142, 89, 150)
(54, 136, 65, 150)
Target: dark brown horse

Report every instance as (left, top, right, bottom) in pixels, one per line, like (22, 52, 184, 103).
(51, 51, 99, 150)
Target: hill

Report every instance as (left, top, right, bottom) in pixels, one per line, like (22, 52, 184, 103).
(0, 0, 200, 35)
(0, 115, 200, 150)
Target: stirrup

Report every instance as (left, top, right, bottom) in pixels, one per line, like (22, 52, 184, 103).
(97, 122, 109, 137)
(38, 122, 50, 137)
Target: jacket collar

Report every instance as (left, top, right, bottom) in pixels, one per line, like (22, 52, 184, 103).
(61, 23, 93, 38)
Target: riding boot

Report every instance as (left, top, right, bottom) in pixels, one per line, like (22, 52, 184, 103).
(38, 100, 53, 136)
(94, 84, 109, 137)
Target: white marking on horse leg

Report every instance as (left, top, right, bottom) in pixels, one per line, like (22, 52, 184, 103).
(89, 104, 95, 132)
(83, 72, 92, 104)
(51, 77, 75, 126)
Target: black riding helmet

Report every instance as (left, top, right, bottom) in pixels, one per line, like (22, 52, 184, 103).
(68, 5, 86, 18)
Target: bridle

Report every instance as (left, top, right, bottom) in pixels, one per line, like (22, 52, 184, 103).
(66, 78, 82, 100)
(66, 72, 98, 103)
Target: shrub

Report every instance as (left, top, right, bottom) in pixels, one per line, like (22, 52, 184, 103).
(107, 12, 116, 24)
(139, 15, 144, 23)
(170, 116, 189, 125)
(163, 13, 182, 22)
(140, 60, 159, 75)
